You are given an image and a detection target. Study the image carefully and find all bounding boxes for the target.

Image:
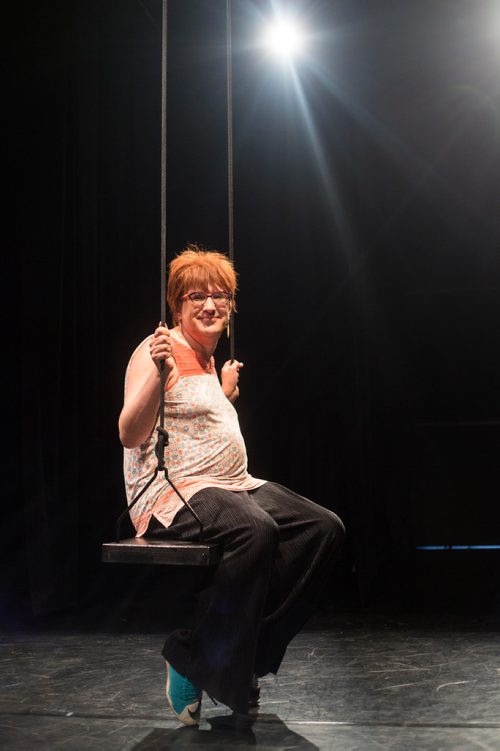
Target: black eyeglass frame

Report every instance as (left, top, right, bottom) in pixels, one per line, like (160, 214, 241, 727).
(181, 291, 233, 305)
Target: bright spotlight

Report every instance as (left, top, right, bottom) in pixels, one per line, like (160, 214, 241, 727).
(261, 17, 307, 60)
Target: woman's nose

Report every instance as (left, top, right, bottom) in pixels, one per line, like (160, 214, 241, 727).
(202, 295, 216, 310)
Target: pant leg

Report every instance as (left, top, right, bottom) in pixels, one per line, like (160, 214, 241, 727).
(249, 482, 345, 676)
(159, 487, 280, 714)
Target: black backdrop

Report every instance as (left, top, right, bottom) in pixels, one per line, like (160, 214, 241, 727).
(6, 0, 500, 620)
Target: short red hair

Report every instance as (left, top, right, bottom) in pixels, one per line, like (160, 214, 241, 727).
(167, 244, 238, 322)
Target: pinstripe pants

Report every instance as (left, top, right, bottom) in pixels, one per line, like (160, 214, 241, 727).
(156, 482, 345, 714)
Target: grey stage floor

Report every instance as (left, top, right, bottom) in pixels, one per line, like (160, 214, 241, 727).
(1, 611, 500, 750)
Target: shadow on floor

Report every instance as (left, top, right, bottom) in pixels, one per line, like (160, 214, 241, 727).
(132, 713, 319, 750)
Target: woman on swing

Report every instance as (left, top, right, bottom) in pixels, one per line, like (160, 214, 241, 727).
(119, 244, 345, 725)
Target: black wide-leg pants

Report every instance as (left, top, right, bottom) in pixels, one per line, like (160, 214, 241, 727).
(158, 482, 345, 714)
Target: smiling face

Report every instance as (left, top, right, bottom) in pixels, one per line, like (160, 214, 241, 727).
(177, 287, 231, 346)
(167, 246, 237, 352)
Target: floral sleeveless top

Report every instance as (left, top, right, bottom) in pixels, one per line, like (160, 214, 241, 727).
(123, 328, 266, 536)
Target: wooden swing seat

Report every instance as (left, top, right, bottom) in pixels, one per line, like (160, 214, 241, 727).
(102, 537, 220, 567)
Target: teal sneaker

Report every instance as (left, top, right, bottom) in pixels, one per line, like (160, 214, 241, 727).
(165, 661, 202, 726)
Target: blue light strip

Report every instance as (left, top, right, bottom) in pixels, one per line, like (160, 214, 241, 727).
(416, 545, 500, 551)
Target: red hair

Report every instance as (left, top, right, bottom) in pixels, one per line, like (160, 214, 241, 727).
(167, 244, 237, 322)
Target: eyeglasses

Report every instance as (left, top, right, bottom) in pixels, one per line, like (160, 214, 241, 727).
(181, 291, 232, 306)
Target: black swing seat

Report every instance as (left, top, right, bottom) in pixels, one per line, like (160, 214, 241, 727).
(102, 538, 221, 567)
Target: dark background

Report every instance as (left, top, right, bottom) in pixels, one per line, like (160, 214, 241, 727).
(5, 0, 500, 624)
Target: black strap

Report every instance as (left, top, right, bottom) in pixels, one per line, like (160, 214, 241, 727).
(226, 0, 235, 362)
(118, 2, 237, 543)
(117, 1, 201, 544)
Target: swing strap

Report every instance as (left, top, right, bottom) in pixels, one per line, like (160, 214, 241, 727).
(112, 2, 236, 546)
(226, 0, 236, 362)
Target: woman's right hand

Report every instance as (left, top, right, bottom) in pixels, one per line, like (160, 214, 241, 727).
(119, 324, 177, 448)
(149, 323, 175, 372)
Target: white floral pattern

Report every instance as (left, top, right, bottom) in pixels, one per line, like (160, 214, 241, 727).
(123, 330, 265, 535)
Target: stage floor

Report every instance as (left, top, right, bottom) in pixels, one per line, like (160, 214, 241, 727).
(1, 611, 500, 750)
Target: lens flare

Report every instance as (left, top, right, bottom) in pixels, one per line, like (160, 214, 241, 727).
(261, 17, 307, 60)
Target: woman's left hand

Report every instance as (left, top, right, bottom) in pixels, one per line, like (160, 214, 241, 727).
(221, 360, 244, 403)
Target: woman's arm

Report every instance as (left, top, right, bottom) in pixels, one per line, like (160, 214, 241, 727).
(118, 325, 176, 448)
